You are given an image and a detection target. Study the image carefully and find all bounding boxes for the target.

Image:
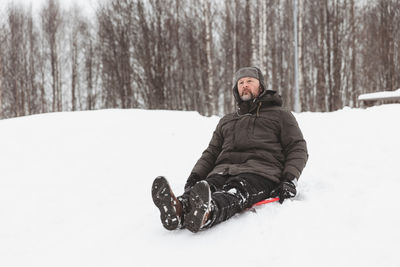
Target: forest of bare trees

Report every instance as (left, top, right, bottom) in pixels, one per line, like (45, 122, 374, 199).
(0, 0, 399, 119)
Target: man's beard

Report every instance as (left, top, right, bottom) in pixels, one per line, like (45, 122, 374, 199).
(240, 92, 254, 101)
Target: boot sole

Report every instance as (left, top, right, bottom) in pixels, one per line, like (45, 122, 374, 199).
(151, 176, 180, 230)
(184, 181, 211, 233)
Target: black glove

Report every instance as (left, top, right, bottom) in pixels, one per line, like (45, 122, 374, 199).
(184, 172, 201, 192)
(270, 174, 297, 204)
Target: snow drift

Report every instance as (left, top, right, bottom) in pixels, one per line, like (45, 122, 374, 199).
(0, 105, 399, 267)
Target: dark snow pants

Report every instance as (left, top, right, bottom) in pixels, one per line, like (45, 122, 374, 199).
(204, 173, 277, 228)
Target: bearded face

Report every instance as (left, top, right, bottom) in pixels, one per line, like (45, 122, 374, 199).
(237, 77, 261, 101)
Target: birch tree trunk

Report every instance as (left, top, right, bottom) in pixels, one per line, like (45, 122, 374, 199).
(259, 0, 267, 72)
(203, 0, 214, 116)
(251, 2, 258, 66)
(325, 0, 333, 111)
(233, 0, 238, 74)
(0, 49, 2, 117)
(350, 0, 357, 107)
(41, 0, 62, 112)
(71, 25, 78, 111)
(298, 0, 305, 110)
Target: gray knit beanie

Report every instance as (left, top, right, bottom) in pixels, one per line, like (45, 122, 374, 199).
(234, 67, 260, 85)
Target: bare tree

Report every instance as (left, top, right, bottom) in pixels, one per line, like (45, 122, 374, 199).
(68, 5, 92, 111)
(349, 0, 358, 107)
(222, 1, 235, 114)
(97, 0, 137, 109)
(378, 0, 396, 91)
(41, 0, 63, 112)
(203, 0, 214, 116)
(3, 4, 26, 117)
(84, 35, 97, 110)
(0, 22, 4, 117)
(330, 0, 343, 111)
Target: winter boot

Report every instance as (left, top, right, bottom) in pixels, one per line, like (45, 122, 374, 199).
(184, 181, 215, 233)
(152, 176, 183, 230)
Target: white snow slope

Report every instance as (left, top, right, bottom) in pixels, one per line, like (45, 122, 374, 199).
(0, 105, 399, 267)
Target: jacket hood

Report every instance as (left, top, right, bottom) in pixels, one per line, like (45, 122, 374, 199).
(258, 90, 283, 107)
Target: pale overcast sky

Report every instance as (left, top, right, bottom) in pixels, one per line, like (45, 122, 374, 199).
(0, 0, 99, 16)
(0, 0, 371, 20)
(0, 0, 370, 14)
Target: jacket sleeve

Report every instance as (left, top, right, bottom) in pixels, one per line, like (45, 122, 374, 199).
(190, 120, 223, 180)
(279, 110, 308, 180)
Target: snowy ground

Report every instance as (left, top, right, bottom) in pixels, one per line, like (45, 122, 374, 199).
(0, 105, 399, 267)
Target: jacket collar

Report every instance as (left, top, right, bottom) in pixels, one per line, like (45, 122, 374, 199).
(236, 91, 282, 115)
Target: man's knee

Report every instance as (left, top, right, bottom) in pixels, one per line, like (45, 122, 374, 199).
(223, 175, 269, 207)
(222, 176, 253, 207)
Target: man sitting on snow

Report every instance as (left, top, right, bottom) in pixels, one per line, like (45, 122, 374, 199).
(152, 66, 308, 233)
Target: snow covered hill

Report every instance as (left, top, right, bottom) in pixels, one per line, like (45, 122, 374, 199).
(0, 105, 399, 267)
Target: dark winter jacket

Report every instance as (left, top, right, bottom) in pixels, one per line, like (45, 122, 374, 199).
(190, 90, 308, 184)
